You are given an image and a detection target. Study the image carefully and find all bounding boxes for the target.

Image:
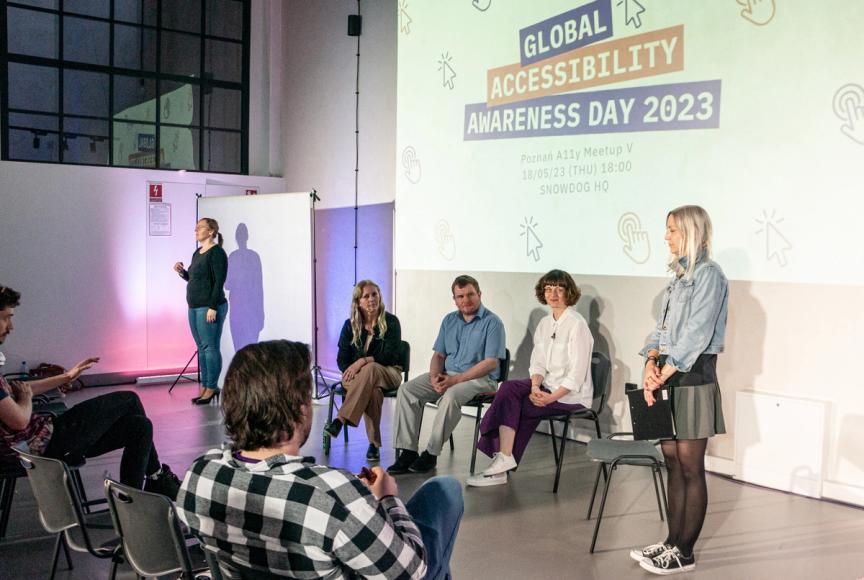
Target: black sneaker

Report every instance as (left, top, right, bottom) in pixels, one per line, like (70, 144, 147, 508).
(324, 419, 343, 438)
(144, 464, 181, 501)
(639, 546, 695, 575)
(366, 444, 380, 462)
(387, 450, 419, 474)
(630, 542, 671, 563)
(408, 451, 438, 473)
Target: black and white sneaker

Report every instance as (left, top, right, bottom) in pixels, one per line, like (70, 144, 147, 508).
(639, 546, 695, 575)
(629, 542, 671, 563)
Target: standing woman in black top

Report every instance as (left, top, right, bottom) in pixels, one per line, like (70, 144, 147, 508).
(173, 218, 229, 405)
(325, 280, 402, 461)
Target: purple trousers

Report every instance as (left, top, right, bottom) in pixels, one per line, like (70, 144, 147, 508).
(477, 379, 585, 464)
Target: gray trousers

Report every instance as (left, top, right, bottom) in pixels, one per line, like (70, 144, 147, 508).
(393, 372, 497, 455)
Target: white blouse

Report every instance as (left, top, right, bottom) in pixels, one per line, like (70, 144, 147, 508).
(528, 307, 594, 407)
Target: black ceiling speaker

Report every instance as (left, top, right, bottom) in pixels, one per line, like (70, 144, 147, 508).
(348, 14, 362, 36)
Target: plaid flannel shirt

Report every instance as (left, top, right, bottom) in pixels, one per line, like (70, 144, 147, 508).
(177, 447, 427, 579)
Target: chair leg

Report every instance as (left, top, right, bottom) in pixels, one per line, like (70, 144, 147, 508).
(342, 394, 349, 443)
(656, 465, 670, 521)
(50, 533, 69, 580)
(650, 466, 665, 522)
(470, 404, 483, 475)
(61, 533, 73, 568)
(549, 419, 559, 464)
(553, 419, 569, 493)
(71, 468, 91, 514)
(586, 463, 603, 519)
(324, 387, 337, 455)
(0, 477, 16, 539)
(449, 434, 454, 452)
(590, 464, 617, 553)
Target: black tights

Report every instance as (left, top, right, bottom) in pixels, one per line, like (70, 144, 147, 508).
(661, 438, 708, 557)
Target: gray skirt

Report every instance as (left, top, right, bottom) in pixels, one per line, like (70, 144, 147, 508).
(661, 354, 727, 440)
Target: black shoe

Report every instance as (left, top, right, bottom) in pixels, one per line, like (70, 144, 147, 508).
(144, 464, 181, 500)
(387, 450, 419, 474)
(366, 444, 380, 462)
(409, 451, 438, 473)
(324, 419, 343, 438)
(639, 546, 695, 575)
(193, 390, 219, 405)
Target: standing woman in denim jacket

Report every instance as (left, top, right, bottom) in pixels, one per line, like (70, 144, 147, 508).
(634, 205, 729, 576)
(174, 218, 229, 406)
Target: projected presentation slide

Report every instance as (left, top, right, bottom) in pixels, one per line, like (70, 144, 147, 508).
(395, 0, 864, 284)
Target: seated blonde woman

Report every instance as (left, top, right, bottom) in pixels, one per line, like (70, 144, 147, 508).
(468, 269, 593, 486)
(325, 280, 402, 461)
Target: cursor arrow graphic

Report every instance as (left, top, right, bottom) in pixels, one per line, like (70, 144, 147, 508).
(765, 222, 791, 267)
(520, 217, 543, 262)
(755, 209, 791, 268)
(617, 0, 646, 28)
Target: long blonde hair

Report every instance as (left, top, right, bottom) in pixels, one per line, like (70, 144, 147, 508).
(350, 280, 388, 348)
(668, 205, 712, 280)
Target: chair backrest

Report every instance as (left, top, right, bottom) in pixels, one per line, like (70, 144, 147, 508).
(18, 450, 104, 554)
(104, 479, 195, 578)
(399, 340, 411, 381)
(19, 451, 82, 534)
(498, 348, 511, 383)
(589, 351, 611, 413)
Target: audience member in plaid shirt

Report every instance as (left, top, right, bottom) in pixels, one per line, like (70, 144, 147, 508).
(177, 340, 464, 579)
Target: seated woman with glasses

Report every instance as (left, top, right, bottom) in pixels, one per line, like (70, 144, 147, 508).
(467, 269, 594, 487)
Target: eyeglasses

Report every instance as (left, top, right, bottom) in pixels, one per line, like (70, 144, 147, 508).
(544, 286, 566, 295)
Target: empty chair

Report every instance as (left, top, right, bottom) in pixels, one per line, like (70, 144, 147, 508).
(585, 433, 668, 553)
(18, 451, 121, 580)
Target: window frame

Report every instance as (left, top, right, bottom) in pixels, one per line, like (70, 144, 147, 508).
(0, 0, 250, 174)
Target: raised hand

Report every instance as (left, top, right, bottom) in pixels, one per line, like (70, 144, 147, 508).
(68, 357, 100, 380)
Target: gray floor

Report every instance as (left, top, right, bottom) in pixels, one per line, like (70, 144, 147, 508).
(1, 383, 862, 579)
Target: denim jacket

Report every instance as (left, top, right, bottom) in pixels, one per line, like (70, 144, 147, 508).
(640, 254, 728, 372)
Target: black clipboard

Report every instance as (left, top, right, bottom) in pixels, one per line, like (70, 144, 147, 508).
(625, 382, 676, 440)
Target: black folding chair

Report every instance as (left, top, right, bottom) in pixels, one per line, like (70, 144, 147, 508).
(324, 340, 411, 454)
(545, 351, 611, 492)
(585, 433, 668, 553)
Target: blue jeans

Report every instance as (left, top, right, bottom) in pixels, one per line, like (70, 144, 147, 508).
(405, 476, 464, 580)
(188, 302, 228, 389)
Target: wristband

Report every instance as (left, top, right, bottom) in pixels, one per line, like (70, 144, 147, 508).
(646, 356, 659, 366)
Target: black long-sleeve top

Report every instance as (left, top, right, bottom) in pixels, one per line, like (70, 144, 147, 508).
(181, 245, 228, 309)
(336, 312, 402, 372)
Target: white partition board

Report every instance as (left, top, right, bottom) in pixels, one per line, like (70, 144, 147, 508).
(198, 192, 312, 386)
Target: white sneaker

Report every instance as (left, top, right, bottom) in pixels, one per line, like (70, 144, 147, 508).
(482, 452, 517, 476)
(466, 472, 508, 487)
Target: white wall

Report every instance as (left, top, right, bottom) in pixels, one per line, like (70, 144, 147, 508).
(281, 0, 397, 209)
(0, 161, 285, 375)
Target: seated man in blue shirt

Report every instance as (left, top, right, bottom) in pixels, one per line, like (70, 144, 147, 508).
(388, 275, 506, 474)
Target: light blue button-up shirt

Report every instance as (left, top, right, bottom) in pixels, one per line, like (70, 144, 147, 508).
(641, 254, 728, 372)
(433, 304, 506, 380)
